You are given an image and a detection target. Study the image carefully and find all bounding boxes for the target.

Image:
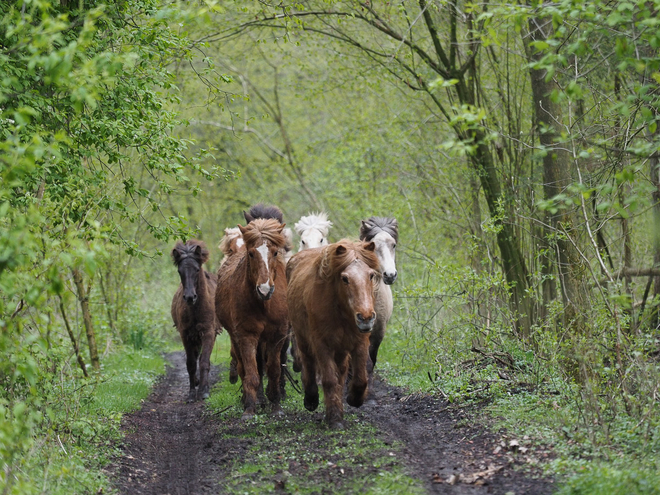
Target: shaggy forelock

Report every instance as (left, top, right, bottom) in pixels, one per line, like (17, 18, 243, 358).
(172, 239, 209, 265)
(319, 239, 380, 279)
(242, 219, 287, 249)
(359, 217, 399, 243)
(294, 212, 332, 236)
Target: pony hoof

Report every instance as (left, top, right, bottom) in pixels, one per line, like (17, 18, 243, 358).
(271, 405, 285, 417)
(329, 420, 345, 430)
(186, 392, 197, 403)
(229, 374, 238, 384)
(346, 394, 365, 408)
(199, 392, 210, 400)
(304, 394, 319, 412)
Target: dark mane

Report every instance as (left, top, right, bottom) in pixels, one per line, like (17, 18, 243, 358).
(171, 239, 209, 265)
(244, 203, 284, 224)
(359, 217, 399, 243)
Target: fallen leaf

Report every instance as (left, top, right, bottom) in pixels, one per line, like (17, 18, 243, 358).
(448, 474, 460, 485)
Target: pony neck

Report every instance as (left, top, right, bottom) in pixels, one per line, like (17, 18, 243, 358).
(195, 267, 210, 302)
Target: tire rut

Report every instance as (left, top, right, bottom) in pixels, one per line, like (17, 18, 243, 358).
(112, 352, 555, 494)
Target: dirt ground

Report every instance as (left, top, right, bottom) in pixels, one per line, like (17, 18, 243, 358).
(111, 352, 555, 494)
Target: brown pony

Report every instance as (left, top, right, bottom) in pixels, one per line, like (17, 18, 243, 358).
(286, 240, 380, 428)
(215, 219, 289, 419)
(171, 240, 219, 402)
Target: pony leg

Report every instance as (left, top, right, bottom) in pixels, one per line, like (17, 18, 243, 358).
(229, 342, 238, 384)
(184, 344, 200, 403)
(197, 328, 216, 400)
(347, 344, 369, 409)
(278, 332, 290, 400)
(256, 342, 266, 407)
(265, 335, 285, 415)
(238, 337, 260, 419)
(320, 353, 345, 429)
(299, 343, 319, 412)
(291, 330, 302, 373)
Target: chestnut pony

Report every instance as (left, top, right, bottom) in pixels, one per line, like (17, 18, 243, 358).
(171, 240, 219, 402)
(286, 240, 379, 428)
(215, 219, 289, 419)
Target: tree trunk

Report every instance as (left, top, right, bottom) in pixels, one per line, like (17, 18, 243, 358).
(71, 268, 100, 370)
(58, 296, 89, 378)
(524, 17, 583, 328)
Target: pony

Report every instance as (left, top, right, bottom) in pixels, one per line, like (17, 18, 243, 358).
(218, 227, 244, 266)
(289, 212, 334, 372)
(359, 217, 399, 399)
(244, 203, 294, 263)
(224, 204, 293, 393)
(294, 212, 333, 251)
(286, 240, 380, 429)
(171, 240, 219, 402)
(215, 219, 289, 419)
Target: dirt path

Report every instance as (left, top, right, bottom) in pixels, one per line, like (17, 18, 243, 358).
(112, 353, 555, 494)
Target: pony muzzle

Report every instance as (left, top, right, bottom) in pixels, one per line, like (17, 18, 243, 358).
(383, 272, 397, 285)
(257, 283, 275, 300)
(356, 312, 376, 333)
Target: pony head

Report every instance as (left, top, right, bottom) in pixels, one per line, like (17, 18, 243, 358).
(171, 239, 209, 305)
(239, 219, 287, 301)
(295, 212, 333, 251)
(325, 240, 379, 333)
(359, 217, 398, 285)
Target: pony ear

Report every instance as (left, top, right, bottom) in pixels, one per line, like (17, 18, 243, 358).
(359, 220, 369, 241)
(364, 241, 376, 252)
(335, 244, 347, 256)
(237, 224, 248, 235)
(171, 247, 181, 264)
(277, 223, 286, 232)
(243, 211, 254, 223)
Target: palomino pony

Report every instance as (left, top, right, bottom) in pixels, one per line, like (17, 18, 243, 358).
(359, 217, 399, 398)
(171, 240, 219, 402)
(294, 212, 333, 251)
(218, 227, 244, 266)
(215, 219, 289, 419)
(287, 240, 380, 428)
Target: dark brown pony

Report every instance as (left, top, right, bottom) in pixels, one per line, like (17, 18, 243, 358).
(286, 240, 380, 428)
(215, 219, 289, 419)
(171, 240, 219, 402)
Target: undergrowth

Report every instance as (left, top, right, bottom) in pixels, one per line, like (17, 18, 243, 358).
(376, 263, 660, 495)
(1, 348, 165, 495)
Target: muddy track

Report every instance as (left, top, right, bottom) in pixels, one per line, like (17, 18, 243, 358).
(112, 353, 555, 494)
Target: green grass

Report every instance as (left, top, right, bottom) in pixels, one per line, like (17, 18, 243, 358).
(206, 332, 425, 494)
(3, 348, 166, 495)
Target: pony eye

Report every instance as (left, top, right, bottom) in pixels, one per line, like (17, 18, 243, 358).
(302, 240, 306, 245)
(370, 272, 374, 280)
(249, 252, 254, 258)
(273, 251, 278, 257)
(393, 244, 397, 249)
(341, 275, 349, 284)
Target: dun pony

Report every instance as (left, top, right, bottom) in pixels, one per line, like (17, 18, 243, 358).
(287, 240, 380, 428)
(171, 240, 219, 402)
